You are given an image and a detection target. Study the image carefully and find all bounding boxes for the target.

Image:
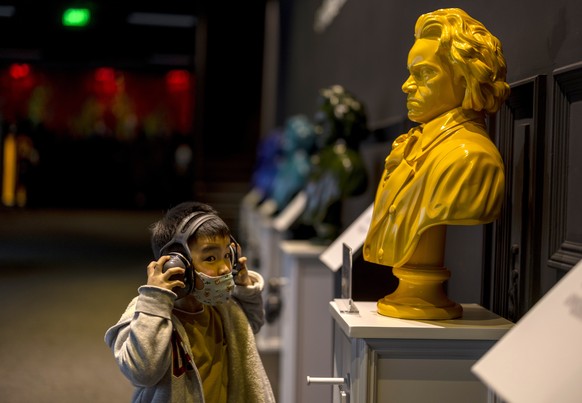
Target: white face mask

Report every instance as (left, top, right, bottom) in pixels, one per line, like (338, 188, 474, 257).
(192, 271, 235, 305)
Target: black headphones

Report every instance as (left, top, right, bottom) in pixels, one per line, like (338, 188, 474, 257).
(159, 211, 239, 299)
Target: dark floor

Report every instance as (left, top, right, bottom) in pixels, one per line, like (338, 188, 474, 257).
(0, 208, 279, 402)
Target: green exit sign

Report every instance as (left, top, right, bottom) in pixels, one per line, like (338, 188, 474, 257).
(62, 8, 91, 27)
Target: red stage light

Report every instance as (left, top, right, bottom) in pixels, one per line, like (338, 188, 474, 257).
(9, 63, 30, 79)
(95, 67, 115, 82)
(166, 69, 190, 91)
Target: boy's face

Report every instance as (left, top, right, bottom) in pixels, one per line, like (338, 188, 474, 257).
(188, 235, 233, 278)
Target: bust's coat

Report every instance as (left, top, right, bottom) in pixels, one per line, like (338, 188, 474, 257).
(363, 107, 504, 267)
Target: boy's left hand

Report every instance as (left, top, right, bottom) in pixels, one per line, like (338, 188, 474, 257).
(232, 242, 253, 286)
(234, 256, 253, 286)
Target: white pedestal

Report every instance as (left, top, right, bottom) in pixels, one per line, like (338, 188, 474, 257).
(239, 195, 263, 275)
(255, 215, 286, 352)
(279, 240, 335, 403)
(330, 301, 513, 403)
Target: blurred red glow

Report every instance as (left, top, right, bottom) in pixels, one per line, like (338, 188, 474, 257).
(166, 69, 190, 92)
(9, 63, 30, 79)
(95, 67, 115, 82)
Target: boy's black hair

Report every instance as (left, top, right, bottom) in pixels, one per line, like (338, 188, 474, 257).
(150, 201, 231, 259)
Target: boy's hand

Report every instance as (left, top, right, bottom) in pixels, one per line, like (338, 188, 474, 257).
(233, 241, 253, 286)
(234, 256, 253, 286)
(147, 256, 186, 291)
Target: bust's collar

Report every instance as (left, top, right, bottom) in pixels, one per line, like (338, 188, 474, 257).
(418, 107, 486, 150)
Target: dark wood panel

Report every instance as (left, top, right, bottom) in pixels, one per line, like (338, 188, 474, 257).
(486, 75, 546, 321)
(548, 64, 582, 277)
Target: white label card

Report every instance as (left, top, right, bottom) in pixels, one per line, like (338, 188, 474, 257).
(272, 191, 307, 232)
(319, 203, 374, 272)
(471, 259, 582, 403)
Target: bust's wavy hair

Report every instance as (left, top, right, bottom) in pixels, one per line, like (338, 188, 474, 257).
(415, 8, 510, 114)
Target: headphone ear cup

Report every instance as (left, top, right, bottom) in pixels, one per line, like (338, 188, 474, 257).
(163, 252, 192, 299)
(229, 235, 239, 274)
(162, 253, 189, 272)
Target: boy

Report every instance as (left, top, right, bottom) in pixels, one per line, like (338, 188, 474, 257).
(105, 201, 275, 403)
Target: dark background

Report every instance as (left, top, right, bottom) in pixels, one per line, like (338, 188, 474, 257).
(0, 1, 267, 229)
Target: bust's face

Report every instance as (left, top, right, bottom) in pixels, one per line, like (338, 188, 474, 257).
(402, 38, 465, 124)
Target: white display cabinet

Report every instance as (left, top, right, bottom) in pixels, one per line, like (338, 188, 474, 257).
(240, 192, 285, 353)
(254, 213, 285, 352)
(330, 301, 513, 403)
(241, 192, 309, 354)
(278, 240, 335, 403)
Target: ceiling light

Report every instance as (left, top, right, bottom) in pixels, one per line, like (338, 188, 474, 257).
(127, 12, 196, 28)
(0, 5, 15, 17)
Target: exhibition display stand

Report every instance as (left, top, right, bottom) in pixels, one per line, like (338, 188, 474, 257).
(254, 213, 285, 352)
(329, 301, 513, 403)
(278, 240, 334, 403)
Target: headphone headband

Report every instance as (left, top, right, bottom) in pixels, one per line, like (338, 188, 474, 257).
(159, 212, 221, 260)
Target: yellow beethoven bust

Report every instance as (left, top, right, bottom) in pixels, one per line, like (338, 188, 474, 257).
(363, 8, 510, 319)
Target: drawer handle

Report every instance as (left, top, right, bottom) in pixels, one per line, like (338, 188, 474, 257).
(306, 376, 345, 385)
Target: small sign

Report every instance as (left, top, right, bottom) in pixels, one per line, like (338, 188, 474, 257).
(335, 243, 359, 314)
(313, 0, 348, 33)
(319, 203, 373, 272)
(471, 259, 582, 403)
(272, 191, 307, 232)
(341, 243, 353, 299)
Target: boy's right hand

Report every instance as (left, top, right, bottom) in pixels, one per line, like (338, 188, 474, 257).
(147, 256, 186, 292)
